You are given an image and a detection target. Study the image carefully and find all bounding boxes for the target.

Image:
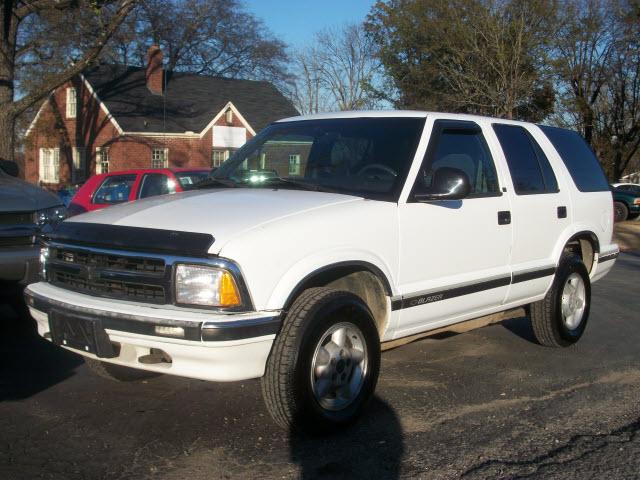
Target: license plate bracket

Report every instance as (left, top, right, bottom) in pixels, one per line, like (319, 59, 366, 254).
(49, 310, 117, 358)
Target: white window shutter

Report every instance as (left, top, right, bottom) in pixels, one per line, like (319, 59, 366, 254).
(38, 148, 45, 182)
(53, 148, 60, 183)
(164, 148, 169, 167)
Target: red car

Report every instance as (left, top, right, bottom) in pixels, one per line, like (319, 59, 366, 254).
(68, 168, 210, 216)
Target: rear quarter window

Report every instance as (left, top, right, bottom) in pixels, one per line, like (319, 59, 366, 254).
(539, 126, 609, 192)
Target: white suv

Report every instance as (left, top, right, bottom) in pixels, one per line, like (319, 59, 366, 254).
(25, 111, 619, 432)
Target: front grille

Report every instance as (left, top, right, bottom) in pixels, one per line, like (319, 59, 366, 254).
(50, 247, 164, 274)
(47, 246, 168, 304)
(0, 212, 34, 225)
(50, 270, 165, 302)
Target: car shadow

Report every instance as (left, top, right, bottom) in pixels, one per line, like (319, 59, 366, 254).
(0, 283, 83, 402)
(289, 397, 404, 479)
(501, 315, 538, 344)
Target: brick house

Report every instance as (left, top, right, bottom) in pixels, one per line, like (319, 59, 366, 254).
(23, 46, 298, 189)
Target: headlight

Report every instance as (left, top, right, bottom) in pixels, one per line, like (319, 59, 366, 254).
(39, 245, 49, 280)
(36, 206, 67, 228)
(175, 264, 241, 307)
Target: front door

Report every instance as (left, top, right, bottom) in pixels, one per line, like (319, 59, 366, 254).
(396, 119, 513, 337)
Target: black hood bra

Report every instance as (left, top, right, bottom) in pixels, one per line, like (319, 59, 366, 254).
(44, 222, 215, 257)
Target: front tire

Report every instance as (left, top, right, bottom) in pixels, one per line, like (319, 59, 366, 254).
(261, 288, 381, 433)
(614, 201, 629, 222)
(530, 254, 591, 347)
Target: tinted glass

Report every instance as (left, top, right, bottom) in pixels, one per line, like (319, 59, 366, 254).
(93, 175, 136, 204)
(415, 122, 499, 196)
(138, 173, 175, 198)
(175, 171, 208, 190)
(493, 124, 558, 194)
(539, 125, 609, 192)
(616, 184, 640, 195)
(213, 118, 425, 200)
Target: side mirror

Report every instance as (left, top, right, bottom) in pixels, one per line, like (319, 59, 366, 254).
(414, 167, 471, 202)
(0, 159, 19, 177)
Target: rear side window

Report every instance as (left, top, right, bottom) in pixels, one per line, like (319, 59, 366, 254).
(138, 173, 176, 199)
(493, 124, 558, 195)
(93, 175, 136, 204)
(539, 125, 609, 192)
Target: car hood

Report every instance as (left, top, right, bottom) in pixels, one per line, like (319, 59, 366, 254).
(65, 188, 362, 252)
(0, 174, 62, 212)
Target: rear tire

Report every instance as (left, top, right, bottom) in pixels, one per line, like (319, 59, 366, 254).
(530, 254, 591, 347)
(84, 358, 160, 382)
(261, 287, 380, 433)
(614, 201, 629, 222)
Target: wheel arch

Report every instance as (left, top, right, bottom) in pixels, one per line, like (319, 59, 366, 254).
(279, 261, 394, 339)
(562, 230, 600, 274)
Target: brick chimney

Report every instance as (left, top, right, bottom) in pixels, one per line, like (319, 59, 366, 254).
(146, 45, 164, 95)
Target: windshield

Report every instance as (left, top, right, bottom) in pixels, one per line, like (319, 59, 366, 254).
(211, 117, 425, 199)
(175, 171, 209, 190)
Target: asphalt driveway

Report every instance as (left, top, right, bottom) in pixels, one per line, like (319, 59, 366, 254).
(1, 253, 639, 479)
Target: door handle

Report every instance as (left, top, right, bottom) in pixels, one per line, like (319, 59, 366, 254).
(557, 206, 567, 219)
(498, 211, 511, 225)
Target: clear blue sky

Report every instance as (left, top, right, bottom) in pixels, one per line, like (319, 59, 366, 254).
(243, 0, 376, 50)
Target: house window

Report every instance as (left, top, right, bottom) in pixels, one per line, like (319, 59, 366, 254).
(96, 147, 110, 174)
(39, 148, 60, 183)
(211, 149, 228, 168)
(66, 87, 77, 118)
(72, 147, 86, 183)
(289, 154, 301, 176)
(152, 148, 169, 168)
(225, 108, 233, 124)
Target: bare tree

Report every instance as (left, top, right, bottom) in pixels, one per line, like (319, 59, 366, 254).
(289, 49, 326, 115)
(290, 23, 381, 113)
(0, 0, 138, 161)
(366, 0, 556, 120)
(593, 3, 640, 179)
(103, 0, 290, 86)
(315, 24, 381, 111)
(552, 0, 618, 144)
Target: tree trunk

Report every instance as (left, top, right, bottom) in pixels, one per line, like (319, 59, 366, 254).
(0, 3, 18, 161)
(0, 110, 15, 161)
(583, 109, 594, 146)
(613, 149, 623, 183)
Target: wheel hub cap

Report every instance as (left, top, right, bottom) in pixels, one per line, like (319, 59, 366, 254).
(310, 322, 368, 411)
(561, 273, 586, 330)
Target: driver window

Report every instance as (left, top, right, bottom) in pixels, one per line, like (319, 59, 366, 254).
(416, 121, 499, 196)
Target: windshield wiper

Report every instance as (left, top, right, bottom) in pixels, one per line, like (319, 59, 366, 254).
(259, 176, 338, 193)
(196, 177, 239, 189)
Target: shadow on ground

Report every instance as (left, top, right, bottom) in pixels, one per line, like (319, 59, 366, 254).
(0, 283, 82, 402)
(289, 398, 404, 480)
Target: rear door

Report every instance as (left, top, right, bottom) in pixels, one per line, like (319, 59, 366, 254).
(137, 173, 176, 199)
(396, 119, 513, 336)
(490, 123, 571, 304)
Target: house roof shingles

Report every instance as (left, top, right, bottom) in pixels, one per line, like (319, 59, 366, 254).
(82, 64, 298, 134)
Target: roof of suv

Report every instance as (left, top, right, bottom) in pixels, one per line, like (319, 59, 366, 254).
(277, 110, 536, 125)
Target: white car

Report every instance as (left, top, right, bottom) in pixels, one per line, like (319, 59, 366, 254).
(25, 111, 619, 432)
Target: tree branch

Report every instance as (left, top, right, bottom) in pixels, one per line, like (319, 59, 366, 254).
(11, 0, 137, 116)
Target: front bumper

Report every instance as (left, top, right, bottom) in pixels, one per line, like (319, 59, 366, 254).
(24, 282, 281, 382)
(0, 245, 39, 283)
